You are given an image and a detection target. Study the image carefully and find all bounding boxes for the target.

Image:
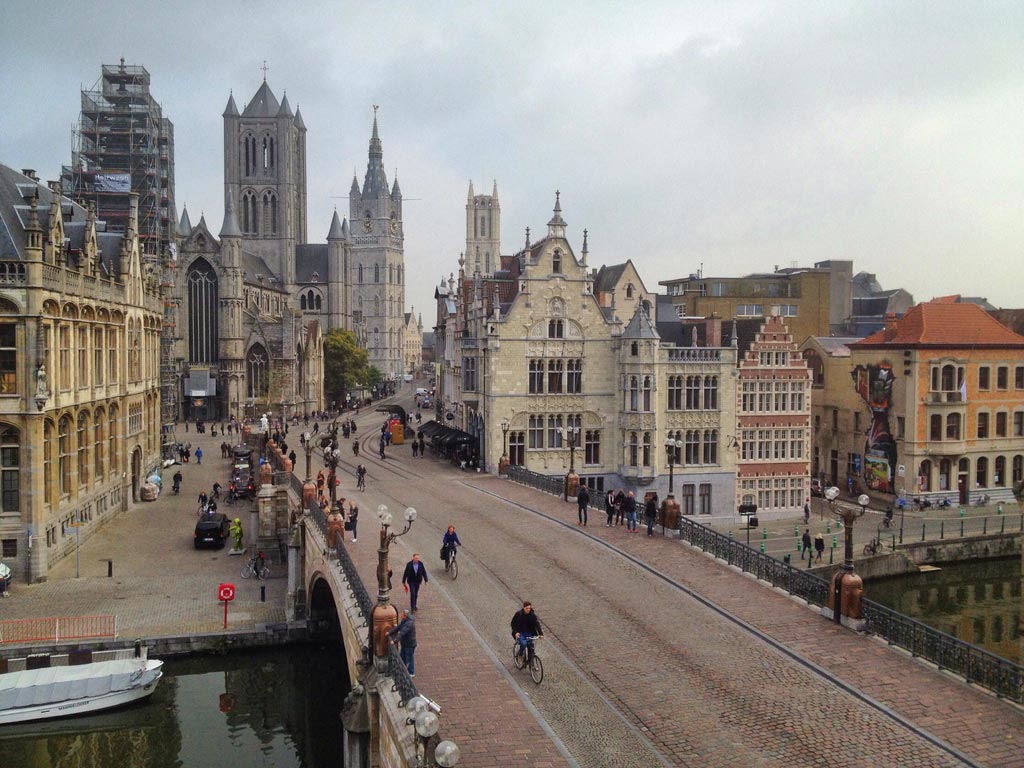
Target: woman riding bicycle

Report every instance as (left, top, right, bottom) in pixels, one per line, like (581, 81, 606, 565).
(441, 525, 462, 571)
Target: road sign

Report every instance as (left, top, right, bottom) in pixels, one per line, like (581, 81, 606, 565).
(218, 583, 235, 601)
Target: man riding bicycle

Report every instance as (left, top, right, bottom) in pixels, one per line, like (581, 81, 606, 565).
(441, 525, 462, 571)
(511, 600, 544, 665)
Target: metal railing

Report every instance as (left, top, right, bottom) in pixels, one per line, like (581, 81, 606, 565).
(863, 599, 1022, 704)
(0, 615, 117, 644)
(508, 465, 566, 497)
(307, 506, 416, 699)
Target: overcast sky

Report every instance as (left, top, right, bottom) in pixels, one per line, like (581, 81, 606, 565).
(2, 1, 1021, 317)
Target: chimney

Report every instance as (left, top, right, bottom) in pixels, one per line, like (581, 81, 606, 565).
(705, 316, 722, 347)
(21, 169, 38, 181)
(883, 312, 898, 342)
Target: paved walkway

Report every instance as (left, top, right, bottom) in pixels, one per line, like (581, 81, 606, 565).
(0, 425, 287, 639)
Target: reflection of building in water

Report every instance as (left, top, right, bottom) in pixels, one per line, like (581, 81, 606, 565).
(0, 676, 181, 767)
(870, 557, 1021, 664)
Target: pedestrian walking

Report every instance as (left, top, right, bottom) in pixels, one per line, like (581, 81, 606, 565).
(288, 449, 297, 467)
(195, 447, 203, 465)
(348, 500, 359, 542)
(615, 490, 626, 526)
(356, 464, 367, 491)
(814, 532, 825, 562)
(577, 485, 590, 526)
(378, 436, 386, 460)
(605, 489, 616, 527)
(802, 528, 813, 562)
(412, 440, 419, 458)
(418, 434, 425, 456)
(645, 493, 658, 536)
(803, 502, 811, 525)
(387, 609, 417, 677)
(624, 492, 638, 532)
(401, 554, 429, 612)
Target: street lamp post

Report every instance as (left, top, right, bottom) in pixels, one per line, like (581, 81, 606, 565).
(559, 426, 580, 500)
(824, 486, 868, 626)
(406, 696, 461, 767)
(300, 431, 314, 482)
(498, 418, 510, 476)
(371, 504, 417, 670)
(665, 438, 682, 494)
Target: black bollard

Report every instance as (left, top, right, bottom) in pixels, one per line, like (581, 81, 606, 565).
(260, 585, 266, 603)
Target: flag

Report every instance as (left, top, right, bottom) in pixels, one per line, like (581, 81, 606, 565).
(959, 380, 967, 403)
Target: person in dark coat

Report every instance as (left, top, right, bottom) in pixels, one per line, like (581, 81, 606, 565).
(814, 532, 825, 562)
(605, 490, 616, 527)
(577, 485, 590, 526)
(387, 609, 417, 677)
(645, 493, 658, 536)
(402, 554, 429, 611)
(623, 492, 638, 532)
(802, 529, 813, 562)
(614, 490, 626, 526)
(510, 601, 544, 665)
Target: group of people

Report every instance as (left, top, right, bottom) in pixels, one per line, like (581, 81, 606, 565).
(801, 528, 827, 562)
(591, 488, 660, 535)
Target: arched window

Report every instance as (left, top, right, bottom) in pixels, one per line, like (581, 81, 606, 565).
(630, 342, 638, 357)
(552, 249, 562, 273)
(940, 365, 956, 391)
(300, 294, 307, 310)
(939, 458, 952, 491)
(77, 411, 90, 487)
(480, 216, 486, 236)
(667, 429, 683, 464)
(374, 296, 381, 315)
(246, 344, 270, 399)
(1013, 455, 1023, 485)
(93, 407, 105, 482)
(548, 320, 563, 339)
(703, 376, 718, 410)
(262, 192, 277, 235)
(976, 456, 988, 488)
(0, 426, 19, 516)
(686, 376, 701, 409)
(918, 459, 932, 491)
(108, 405, 119, 474)
(389, 265, 394, 284)
(43, 419, 53, 506)
(374, 264, 381, 283)
(58, 415, 72, 497)
(626, 284, 634, 299)
(627, 376, 639, 411)
(642, 376, 652, 411)
(685, 430, 699, 465)
(314, 294, 322, 310)
(484, 253, 491, 274)
(187, 259, 219, 364)
(629, 432, 638, 467)
(358, 264, 364, 283)
(994, 456, 1006, 486)
(946, 413, 961, 440)
(642, 432, 651, 466)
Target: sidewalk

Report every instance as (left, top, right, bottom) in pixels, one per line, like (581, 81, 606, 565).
(475, 476, 1024, 768)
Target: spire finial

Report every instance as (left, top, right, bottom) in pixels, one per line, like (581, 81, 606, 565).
(555, 189, 561, 212)
(261, 60, 269, 81)
(525, 226, 531, 249)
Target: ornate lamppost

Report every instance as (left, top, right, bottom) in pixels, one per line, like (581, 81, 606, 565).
(406, 695, 461, 767)
(321, 426, 342, 514)
(298, 431, 317, 513)
(825, 487, 869, 627)
(300, 431, 314, 482)
(498, 418, 510, 476)
(371, 504, 417, 670)
(665, 437, 682, 494)
(559, 426, 580, 500)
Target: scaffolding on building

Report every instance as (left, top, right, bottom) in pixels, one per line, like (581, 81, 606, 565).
(61, 59, 180, 430)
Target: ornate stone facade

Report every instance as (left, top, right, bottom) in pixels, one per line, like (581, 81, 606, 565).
(0, 165, 163, 581)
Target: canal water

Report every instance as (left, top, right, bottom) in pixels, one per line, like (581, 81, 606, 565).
(868, 556, 1022, 664)
(0, 644, 350, 768)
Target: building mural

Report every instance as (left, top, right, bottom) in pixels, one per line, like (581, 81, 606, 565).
(851, 361, 897, 493)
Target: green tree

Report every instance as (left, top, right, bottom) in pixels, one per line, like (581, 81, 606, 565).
(324, 329, 370, 403)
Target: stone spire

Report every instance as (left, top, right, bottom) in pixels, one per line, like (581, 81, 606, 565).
(219, 193, 242, 238)
(327, 209, 345, 240)
(524, 226, 531, 249)
(177, 206, 193, 237)
(492, 180, 499, 201)
(467, 180, 475, 200)
(361, 106, 388, 199)
(580, 228, 589, 267)
(277, 92, 293, 118)
(547, 190, 566, 239)
(223, 91, 239, 117)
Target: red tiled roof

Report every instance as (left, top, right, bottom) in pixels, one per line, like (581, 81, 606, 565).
(854, 300, 1024, 347)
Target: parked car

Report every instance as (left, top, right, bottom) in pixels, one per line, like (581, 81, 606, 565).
(194, 513, 230, 549)
(415, 387, 429, 396)
(810, 478, 824, 497)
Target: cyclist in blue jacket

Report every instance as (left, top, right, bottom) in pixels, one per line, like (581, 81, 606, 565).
(441, 525, 462, 571)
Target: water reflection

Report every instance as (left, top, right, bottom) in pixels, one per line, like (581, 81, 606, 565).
(869, 557, 1022, 664)
(0, 645, 350, 768)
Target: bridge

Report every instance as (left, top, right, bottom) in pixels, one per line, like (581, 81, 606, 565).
(274, 418, 1024, 768)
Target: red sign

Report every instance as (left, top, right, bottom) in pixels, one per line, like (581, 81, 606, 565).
(218, 583, 235, 601)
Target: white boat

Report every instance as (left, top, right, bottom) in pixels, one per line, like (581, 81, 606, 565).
(0, 652, 163, 725)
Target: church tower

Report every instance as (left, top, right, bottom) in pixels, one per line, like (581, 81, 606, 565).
(466, 180, 500, 276)
(349, 108, 405, 379)
(223, 77, 307, 286)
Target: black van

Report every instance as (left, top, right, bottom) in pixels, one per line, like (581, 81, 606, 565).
(194, 513, 231, 549)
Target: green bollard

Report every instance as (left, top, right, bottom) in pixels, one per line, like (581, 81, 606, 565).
(826, 521, 831, 533)
(959, 506, 965, 518)
(960, 520, 964, 537)
(832, 535, 837, 548)
(759, 541, 765, 554)
(762, 526, 767, 540)
(997, 503, 1003, 516)
(729, 530, 734, 539)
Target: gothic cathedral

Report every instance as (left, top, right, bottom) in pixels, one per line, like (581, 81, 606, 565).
(171, 79, 406, 421)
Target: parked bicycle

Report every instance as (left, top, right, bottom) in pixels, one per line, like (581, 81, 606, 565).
(241, 552, 270, 580)
(512, 635, 543, 684)
(863, 538, 881, 557)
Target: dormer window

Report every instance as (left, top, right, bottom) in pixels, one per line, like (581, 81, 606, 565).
(552, 249, 562, 273)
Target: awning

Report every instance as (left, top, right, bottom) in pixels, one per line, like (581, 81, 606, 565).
(418, 420, 476, 446)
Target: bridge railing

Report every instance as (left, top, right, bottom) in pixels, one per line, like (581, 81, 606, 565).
(862, 599, 1022, 704)
(508, 465, 566, 497)
(307, 506, 418, 702)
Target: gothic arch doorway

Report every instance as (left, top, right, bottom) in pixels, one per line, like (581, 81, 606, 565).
(131, 446, 142, 503)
